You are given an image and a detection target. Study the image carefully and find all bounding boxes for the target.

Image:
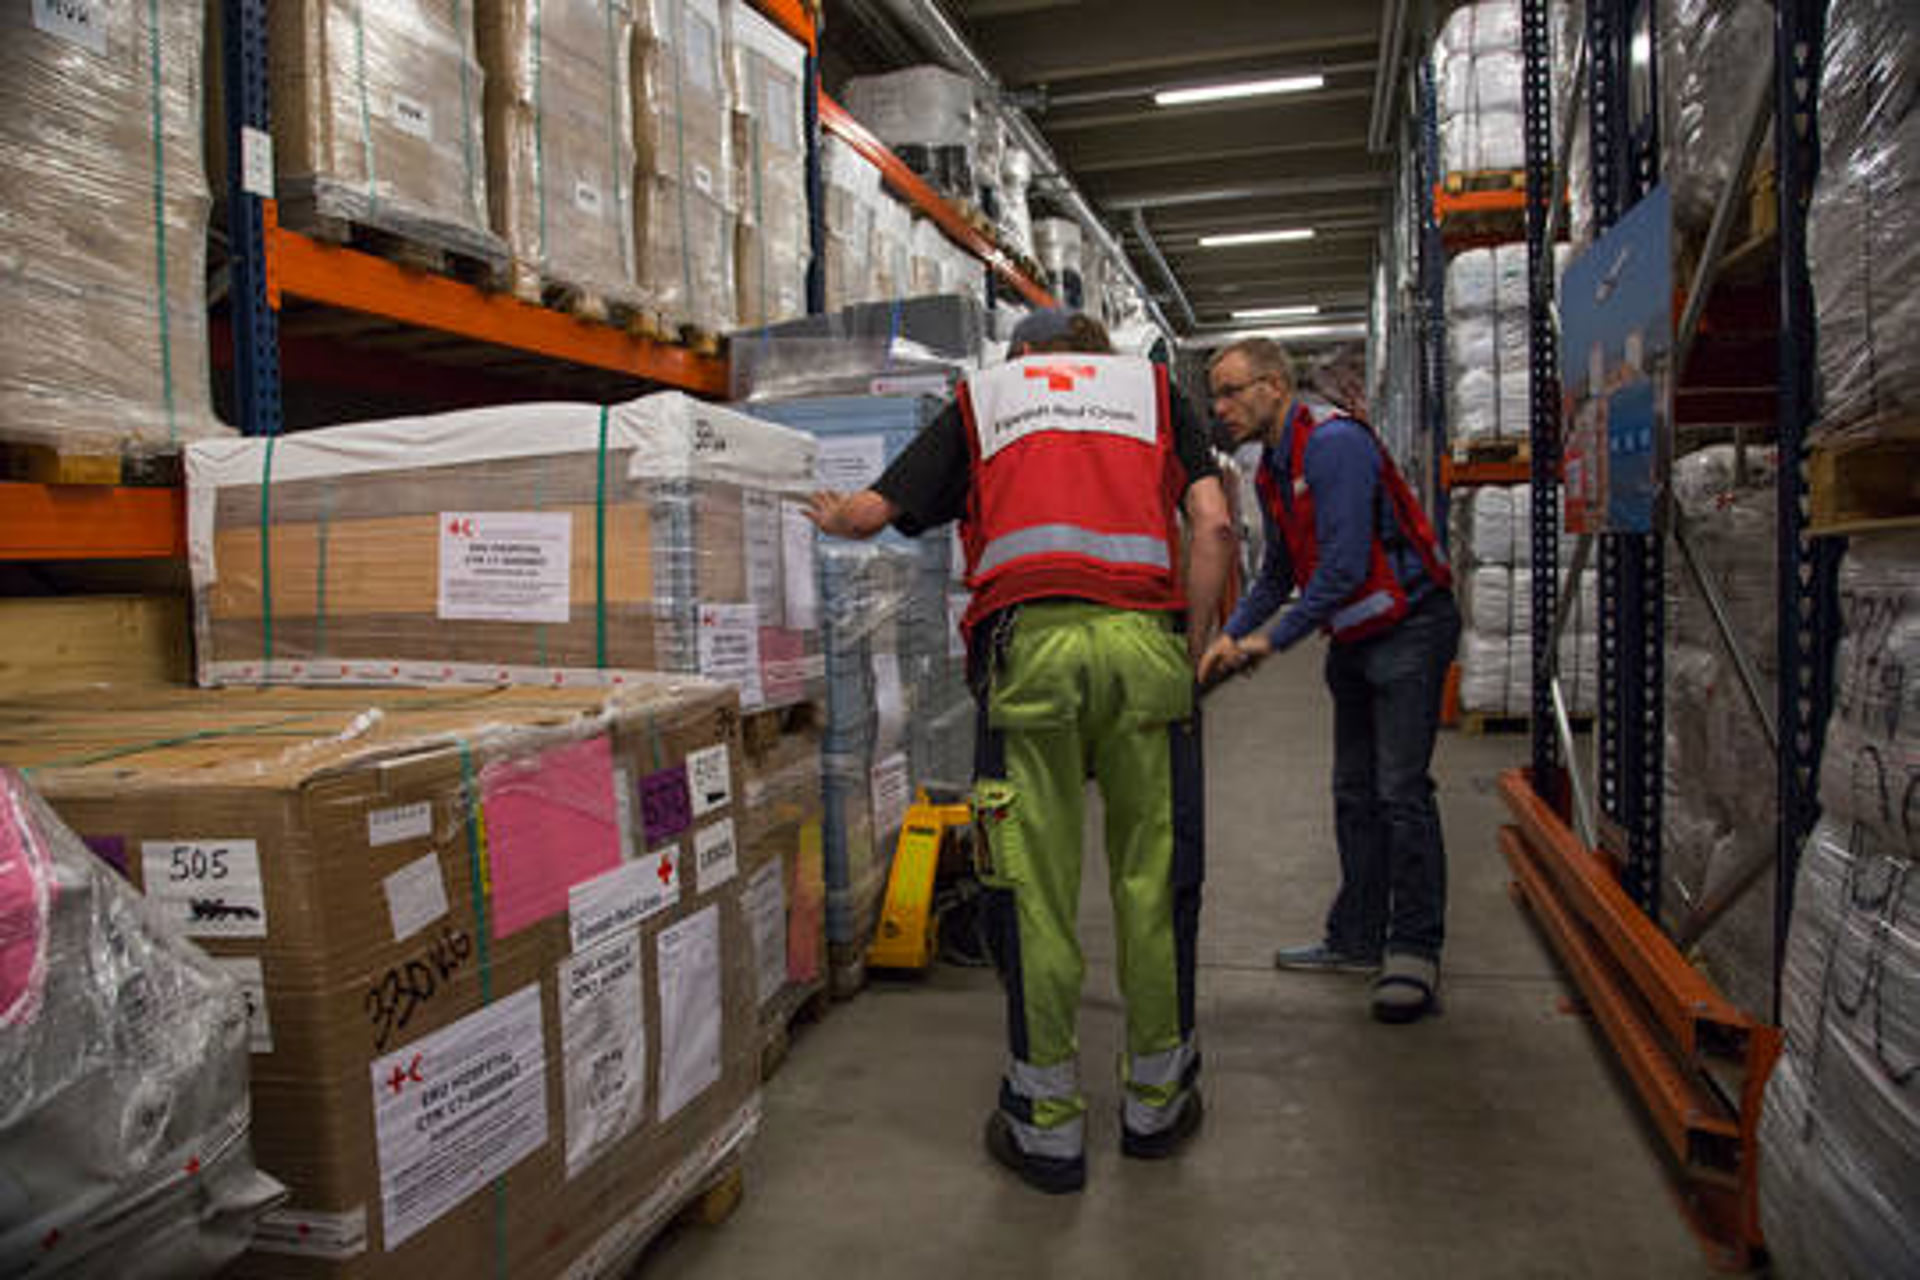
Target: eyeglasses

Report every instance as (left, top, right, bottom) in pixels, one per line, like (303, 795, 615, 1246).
(1209, 376, 1268, 402)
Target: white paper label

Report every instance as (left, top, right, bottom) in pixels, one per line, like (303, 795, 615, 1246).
(391, 94, 435, 140)
(692, 163, 715, 196)
(573, 179, 604, 217)
(744, 492, 782, 620)
(560, 932, 647, 1178)
(871, 752, 911, 838)
(948, 591, 970, 658)
(697, 603, 763, 708)
(31, 0, 107, 55)
(657, 905, 723, 1120)
(438, 512, 573, 624)
(872, 652, 906, 755)
(568, 852, 681, 952)
(744, 859, 787, 1009)
(214, 956, 274, 1055)
(686, 744, 732, 817)
(241, 126, 276, 199)
(253, 1206, 369, 1259)
(612, 766, 637, 860)
(969, 355, 1159, 462)
(383, 855, 450, 943)
(368, 801, 433, 848)
(781, 502, 818, 630)
(140, 840, 267, 938)
(815, 435, 888, 491)
(869, 373, 953, 397)
(693, 819, 738, 892)
(370, 984, 547, 1248)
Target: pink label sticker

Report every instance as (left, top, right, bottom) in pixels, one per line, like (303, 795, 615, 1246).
(0, 782, 52, 1028)
(480, 736, 624, 940)
(639, 767, 693, 848)
(759, 628, 810, 707)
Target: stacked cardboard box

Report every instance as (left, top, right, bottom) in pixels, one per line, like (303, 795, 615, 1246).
(0, 2, 226, 469)
(738, 702, 828, 1048)
(268, 0, 504, 264)
(728, 1, 810, 330)
(186, 395, 822, 712)
(6, 682, 763, 1278)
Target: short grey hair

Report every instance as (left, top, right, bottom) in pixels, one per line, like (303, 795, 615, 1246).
(1209, 337, 1295, 385)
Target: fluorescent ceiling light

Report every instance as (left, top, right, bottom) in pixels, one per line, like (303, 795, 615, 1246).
(1154, 74, 1325, 107)
(1183, 322, 1367, 349)
(1232, 304, 1321, 320)
(1199, 228, 1316, 248)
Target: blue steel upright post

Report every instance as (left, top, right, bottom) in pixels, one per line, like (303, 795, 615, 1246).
(1417, 47, 1449, 535)
(222, 0, 282, 438)
(1521, 0, 1562, 803)
(804, 52, 827, 315)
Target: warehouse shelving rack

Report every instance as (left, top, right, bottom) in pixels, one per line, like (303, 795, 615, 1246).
(1495, 0, 1841, 1268)
(1, 0, 1053, 563)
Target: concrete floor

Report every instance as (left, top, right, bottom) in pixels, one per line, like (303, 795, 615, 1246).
(644, 644, 1721, 1279)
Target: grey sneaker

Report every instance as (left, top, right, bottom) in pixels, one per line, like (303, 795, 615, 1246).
(1272, 942, 1382, 974)
(1371, 953, 1441, 1023)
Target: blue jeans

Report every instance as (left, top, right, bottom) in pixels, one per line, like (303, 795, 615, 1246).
(1321, 590, 1461, 961)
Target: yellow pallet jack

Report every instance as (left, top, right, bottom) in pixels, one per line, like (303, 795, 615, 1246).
(866, 787, 977, 972)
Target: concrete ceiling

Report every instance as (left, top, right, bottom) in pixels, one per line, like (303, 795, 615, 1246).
(823, 0, 1407, 341)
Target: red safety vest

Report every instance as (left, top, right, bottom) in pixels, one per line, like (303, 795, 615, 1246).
(1255, 401, 1452, 644)
(956, 354, 1186, 637)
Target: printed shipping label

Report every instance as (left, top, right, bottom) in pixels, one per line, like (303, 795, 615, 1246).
(814, 434, 888, 491)
(692, 819, 738, 892)
(692, 164, 715, 196)
(367, 801, 433, 849)
(573, 179, 605, 217)
(382, 855, 449, 943)
(568, 851, 681, 952)
(870, 753, 911, 839)
(252, 1206, 369, 1259)
(241, 126, 276, 199)
(140, 841, 267, 938)
(391, 94, 435, 140)
(744, 859, 787, 1009)
(697, 604, 763, 708)
(685, 744, 732, 817)
(438, 512, 572, 624)
(781, 502, 818, 630)
(657, 905, 722, 1120)
(213, 956, 274, 1055)
(370, 984, 547, 1248)
(31, 0, 108, 56)
(560, 932, 647, 1178)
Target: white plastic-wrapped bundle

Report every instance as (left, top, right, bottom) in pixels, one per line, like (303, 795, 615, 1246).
(1442, 109, 1526, 174)
(1759, 818, 1920, 1280)
(822, 136, 880, 310)
(1034, 218, 1086, 310)
(841, 65, 977, 203)
(1446, 248, 1499, 316)
(0, 3, 227, 463)
(1667, 445, 1780, 673)
(1455, 482, 1570, 568)
(1436, 0, 1522, 56)
(730, 0, 810, 328)
(999, 145, 1036, 260)
(1458, 627, 1598, 716)
(1810, 0, 1920, 436)
(871, 194, 915, 302)
(1660, 0, 1775, 239)
(0, 770, 284, 1276)
(268, 1, 502, 262)
(1446, 242, 1534, 449)
(1820, 532, 1920, 862)
(1463, 565, 1599, 636)
(478, 0, 639, 308)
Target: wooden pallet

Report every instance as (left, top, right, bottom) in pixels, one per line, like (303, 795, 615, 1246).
(758, 979, 830, 1082)
(1453, 438, 1531, 466)
(503, 261, 652, 330)
(677, 1164, 745, 1229)
(0, 438, 183, 487)
(277, 194, 507, 290)
(630, 311, 727, 357)
(1808, 426, 1920, 535)
(1443, 168, 1527, 195)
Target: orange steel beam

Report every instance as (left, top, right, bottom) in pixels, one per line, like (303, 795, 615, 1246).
(1500, 769, 1752, 1063)
(1442, 456, 1535, 488)
(1433, 184, 1529, 219)
(1501, 826, 1744, 1180)
(819, 94, 1057, 310)
(267, 213, 729, 398)
(0, 482, 185, 560)
(749, 0, 817, 52)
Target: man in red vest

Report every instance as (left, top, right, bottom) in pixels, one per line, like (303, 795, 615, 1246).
(808, 310, 1233, 1193)
(1197, 338, 1461, 1024)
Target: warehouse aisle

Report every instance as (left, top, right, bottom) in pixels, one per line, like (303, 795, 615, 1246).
(642, 644, 1718, 1279)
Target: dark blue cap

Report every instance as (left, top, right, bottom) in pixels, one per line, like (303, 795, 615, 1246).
(1007, 308, 1079, 350)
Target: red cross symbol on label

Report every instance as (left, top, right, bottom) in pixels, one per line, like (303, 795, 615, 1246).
(386, 1053, 425, 1095)
(657, 853, 675, 885)
(1023, 362, 1097, 392)
(447, 517, 475, 537)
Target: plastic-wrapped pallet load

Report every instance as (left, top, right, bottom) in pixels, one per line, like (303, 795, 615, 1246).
(4, 682, 764, 1278)
(1659, 446, 1778, 1018)
(1659, 0, 1774, 243)
(728, 294, 988, 402)
(728, 0, 809, 329)
(821, 136, 881, 311)
(1759, 532, 1920, 1279)
(872, 193, 916, 303)
(0, 769, 284, 1277)
(634, 0, 737, 336)
(186, 394, 823, 712)
(268, 1, 504, 264)
(1434, 0, 1525, 175)
(840, 66, 978, 204)
(738, 702, 827, 1040)
(1444, 242, 1569, 453)
(1034, 218, 1086, 310)
(477, 0, 640, 312)
(0, 3, 228, 473)
(1809, 0, 1920, 437)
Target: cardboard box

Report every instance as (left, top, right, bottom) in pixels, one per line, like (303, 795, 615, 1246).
(8, 681, 764, 1278)
(728, 1, 810, 329)
(186, 395, 822, 711)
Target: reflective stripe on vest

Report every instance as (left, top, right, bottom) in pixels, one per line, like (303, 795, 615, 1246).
(1331, 588, 1400, 636)
(974, 523, 1173, 577)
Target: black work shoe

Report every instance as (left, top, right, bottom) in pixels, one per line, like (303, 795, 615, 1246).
(1120, 1088, 1205, 1160)
(983, 1112, 1086, 1194)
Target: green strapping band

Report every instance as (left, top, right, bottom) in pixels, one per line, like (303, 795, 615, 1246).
(353, 0, 379, 217)
(531, 0, 549, 264)
(605, 0, 633, 279)
(455, 0, 482, 224)
(260, 436, 277, 669)
(147, 0, 176, 440)
(671, 0, 695, 312)
(21, 715, 335, 775)
(596, 405, 611, 668)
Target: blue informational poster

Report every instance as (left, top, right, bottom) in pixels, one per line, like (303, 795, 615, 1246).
(1559, 183, 1674, 535)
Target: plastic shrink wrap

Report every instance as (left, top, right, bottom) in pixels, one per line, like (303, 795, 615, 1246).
(1819, 532, 1920, 864)
(821, 136, 881, 311)
(1034, 219, 1086, 311)
(477, 0, 639, 309)
(1435, 1, 1524, 176)
(634, 0, 737, 334)
(268, 1, 503, 263)
(1809, 0, 1920, 437)
(186, 394, 823, 711)
(0, 769, 283, 1278)
(728, 0, 810, 329)
(1451, 484, 1595, 716)
(1658, 0, 1774, 241)
(728, 295, 987, 401)
(0, 3, 227, 463)
(840, 66, 978, 203)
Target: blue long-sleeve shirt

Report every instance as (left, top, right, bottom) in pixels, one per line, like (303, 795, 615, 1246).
(1225, 409, 1434, 651)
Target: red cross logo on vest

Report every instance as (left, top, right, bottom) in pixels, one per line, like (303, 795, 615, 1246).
(1023, 362, 1097, 392)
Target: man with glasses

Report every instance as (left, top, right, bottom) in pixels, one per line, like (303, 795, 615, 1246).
(1197, 338, 1460, 1024)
